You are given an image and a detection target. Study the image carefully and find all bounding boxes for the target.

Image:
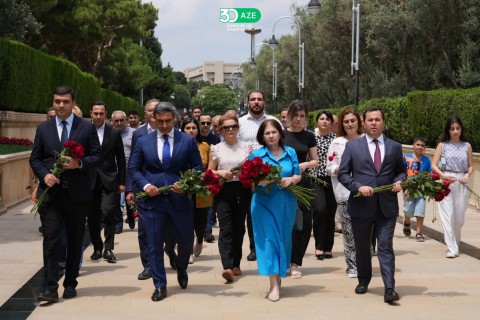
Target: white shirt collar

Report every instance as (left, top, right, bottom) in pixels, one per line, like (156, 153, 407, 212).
(56, 113, 74, 126)
(157, 128, 174, 138)
(366, 134, 384, 144)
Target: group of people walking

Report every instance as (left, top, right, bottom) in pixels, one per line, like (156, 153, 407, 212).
(29, 85, 474, 305)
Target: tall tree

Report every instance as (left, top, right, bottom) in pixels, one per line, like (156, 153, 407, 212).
(191, 84, 237, 115)
(0, 0, 41, 40)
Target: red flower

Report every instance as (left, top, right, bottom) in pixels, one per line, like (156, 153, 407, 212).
(64, 140, 76, 149)
(430, 172, 440, 181)
(252, 157, 263, 167)
(442, 179, 451, 188)
(72, 145, 85, 158)
(434, 192, 445, 202)
(442, 187, 451, 197)
(328, 156, 334, 161)
(261, 163, 271, 175)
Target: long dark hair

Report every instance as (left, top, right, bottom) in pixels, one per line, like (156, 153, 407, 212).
(440, 116, 467, 142)
(181, 118, 202, 143)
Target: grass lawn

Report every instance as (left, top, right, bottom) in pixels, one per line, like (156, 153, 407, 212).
(0, 144, 32, 155)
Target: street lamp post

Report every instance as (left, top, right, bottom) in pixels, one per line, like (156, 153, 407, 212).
(269, 16, 304, 101)
(351, 1, 360, 108)
(244, 28, 262, 64)
(250, 42, 276, 113)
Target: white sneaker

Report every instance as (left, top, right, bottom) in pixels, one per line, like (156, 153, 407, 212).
(347, 272, 357, 278)
(189, 254, 194, 264)
(446, 252, 456, 258)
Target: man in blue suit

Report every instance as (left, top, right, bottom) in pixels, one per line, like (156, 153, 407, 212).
(338, 107, 406, 303)
(129, 102, 203, 302)
(125, 99, 159, 280)
(30, 86, 103, 302)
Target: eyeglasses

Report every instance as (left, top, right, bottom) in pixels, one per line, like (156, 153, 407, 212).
(113, 119, 125, 123)
(222, 125, 239, 131)
(200, 121, 211, 125)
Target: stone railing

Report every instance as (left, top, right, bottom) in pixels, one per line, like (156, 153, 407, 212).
(0, 151, 34, 213)
(0, 111, 45, 141)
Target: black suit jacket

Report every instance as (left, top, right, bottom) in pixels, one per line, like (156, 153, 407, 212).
(90, 124, 126, 191)
(337, 135, 406, 218)
(30, 115, 103, 204)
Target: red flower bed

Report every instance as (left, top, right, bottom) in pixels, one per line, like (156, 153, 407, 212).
(0, 136, 33, 146)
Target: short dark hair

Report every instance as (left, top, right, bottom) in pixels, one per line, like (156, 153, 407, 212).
(91, 100, 106, 110)
(363, 106, 385, 121)
(153, 101, 177, 117)
(128, 109, 139, 117)
(53, 86, 75, 101)
(315, 110, 333, 123)
(247, 90, 265, 101)
(199, 113, 212, 120)
(413, 136, 427, 145)
(191, 106, 202, 113)
(257, 119, 285, 147)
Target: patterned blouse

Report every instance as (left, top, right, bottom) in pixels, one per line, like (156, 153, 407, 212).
(310, 132, 336, 178)
(443, 141, 469, 173)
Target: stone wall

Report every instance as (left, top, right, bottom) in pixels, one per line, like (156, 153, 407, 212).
(0, 111, 46, 141)
(0, 151, 34, 213)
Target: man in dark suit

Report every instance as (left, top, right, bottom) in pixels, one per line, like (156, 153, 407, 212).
(30, 86, 102, 302)
(125, 98, 159, 280)
(87, 101, 126, 263)
(129, 102, 203, 302)
(338, 106, 406, 303)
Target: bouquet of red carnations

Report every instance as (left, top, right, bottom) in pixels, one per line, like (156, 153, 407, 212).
(239, 157, 316, 209)
(31, 140, 85, 214)
(354, 171, 451, 202)
(135, 169, 223, 200)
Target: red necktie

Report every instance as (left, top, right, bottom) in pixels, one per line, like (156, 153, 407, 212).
(373, 139, 381, 171)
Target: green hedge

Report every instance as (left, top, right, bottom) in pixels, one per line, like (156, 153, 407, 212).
(0, 38, 141, 114)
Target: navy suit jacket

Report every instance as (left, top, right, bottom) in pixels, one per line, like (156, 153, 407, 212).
(30, 115, 103, 204)
(337, 135, 406, 218)
(128, 128, 203, 211)
(125, 124, 150, 194)
(90, 124, 126, 191)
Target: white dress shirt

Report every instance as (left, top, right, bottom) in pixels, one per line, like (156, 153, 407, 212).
(366, 134, 385, 164)
(56, 113, 74, 141)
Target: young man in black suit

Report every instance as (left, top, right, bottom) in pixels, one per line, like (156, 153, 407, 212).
(87, 102, 126, 263)
(338, 106, 406, 303)
(30, 86, 103, 302)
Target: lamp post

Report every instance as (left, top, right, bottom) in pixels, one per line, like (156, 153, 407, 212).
(307, 0, 321, 14)
(351, 1, 360, 108)
(269, 16, 304, 101)
(244, 28, 262, 64)
(229, 70, 242, 89)
(250, 42, 277, 113)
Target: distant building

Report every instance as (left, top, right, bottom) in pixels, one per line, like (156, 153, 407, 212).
(184, 61, 242, 89)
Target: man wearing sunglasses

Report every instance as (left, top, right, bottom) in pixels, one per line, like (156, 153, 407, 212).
(199, 113, 221, 146)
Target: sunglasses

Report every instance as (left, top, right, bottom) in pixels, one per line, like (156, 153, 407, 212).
(200, 121, 211, 125)
(222, 125, 239, 131)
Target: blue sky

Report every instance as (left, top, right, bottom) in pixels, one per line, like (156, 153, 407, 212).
(149, 0, 307, 72)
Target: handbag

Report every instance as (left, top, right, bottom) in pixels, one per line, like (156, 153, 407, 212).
(438, 143, 447, 171)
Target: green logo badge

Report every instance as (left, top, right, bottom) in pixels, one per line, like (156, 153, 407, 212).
(219, 8, 261, 23)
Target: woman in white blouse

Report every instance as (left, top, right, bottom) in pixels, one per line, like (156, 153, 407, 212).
(326, 107, 363, 278)
(208, 114, 252, 283)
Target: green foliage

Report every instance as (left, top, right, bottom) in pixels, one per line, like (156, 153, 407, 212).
(0, 0, 41, 40)
(0, 38, 140, 113)
(191, 85, 237, 115)
(172, 84, 191, 110)
(0, 144, 32, 155)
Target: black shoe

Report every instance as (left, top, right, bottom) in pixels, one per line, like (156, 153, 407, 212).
(151, 287, 167, 301)
(62, 286, 77, 299)
(204, 233, 215, 243)
(247, 251, 256, 261)
(103, 250, 117, 263)
(177, 269, 188, 289)
(115, 229, 122, 234)
(164, 249, 177, 270)
(355, 284, 368, 294)
(384, 288, 400, 303)
(91, 250, 102, 260)
(36, 289, 59, 303)
(316, 253, 325, 260)
(324, 253, 333, 259)
(138, 267, 152, 280)
(128, 220, 135, 230)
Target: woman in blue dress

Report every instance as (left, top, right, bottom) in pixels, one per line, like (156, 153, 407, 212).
(249, 119, 301, 302)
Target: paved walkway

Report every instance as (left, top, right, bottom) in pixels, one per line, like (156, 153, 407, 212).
(1, 198, 479, 320)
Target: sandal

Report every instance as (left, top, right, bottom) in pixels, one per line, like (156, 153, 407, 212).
(403, 223, 411, 236)
(416, 233, 425, 242)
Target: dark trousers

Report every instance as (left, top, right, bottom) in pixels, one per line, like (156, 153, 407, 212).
(291, 174, 313, 266)
(144, 204, 193, 289)
(351, 208, 396, 289)
(40, 189, 88, 291)
(137, 210, 149, 268)
(193, 206, 209, 244)
(216, 182, 250, 269)
(312, 177, 337, 252)
(88, 177, 119, 251)
(245, 190, 255, 251)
